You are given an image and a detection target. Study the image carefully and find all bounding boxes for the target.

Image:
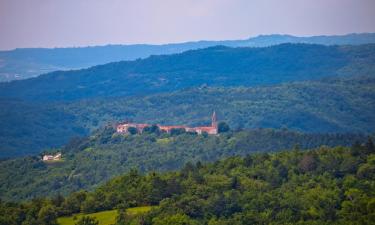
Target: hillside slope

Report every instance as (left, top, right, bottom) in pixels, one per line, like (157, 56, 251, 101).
(1, 142, 374, 224)
(1, 33, 375, 82)
(1, 43, 375, 101)
(0, 128, 369, 201)
(1, 76, 374, 158)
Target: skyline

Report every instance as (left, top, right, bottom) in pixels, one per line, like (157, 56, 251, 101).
(1, 0, 375, 50)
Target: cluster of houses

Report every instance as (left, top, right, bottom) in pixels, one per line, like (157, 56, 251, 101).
(42, 152, 62, 161)
(117, 112, 218, 135)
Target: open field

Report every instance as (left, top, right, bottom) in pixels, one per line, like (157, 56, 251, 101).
(57, 206, 153, 225)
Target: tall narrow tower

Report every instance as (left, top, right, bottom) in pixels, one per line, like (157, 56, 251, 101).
(211, 111, 217, 128)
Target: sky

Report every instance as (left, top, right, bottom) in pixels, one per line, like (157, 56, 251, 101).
(0, 0, 375, 50)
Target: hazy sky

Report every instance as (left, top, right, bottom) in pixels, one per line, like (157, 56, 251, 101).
(0, 0, 375, 50)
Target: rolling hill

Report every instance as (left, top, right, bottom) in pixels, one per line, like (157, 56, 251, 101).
(1, 141, 374, 224)
(0, 75, 374, 158)
(0, 127, 369, 201)
(1, 43, 375, 101)
(1, 33, 375, 82)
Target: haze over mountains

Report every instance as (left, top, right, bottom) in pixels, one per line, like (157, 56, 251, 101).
(1, 33, 375, 82)
(0, 33, 374, 216)
(1, 43, 375, 101)
(0, 34, 375, 158)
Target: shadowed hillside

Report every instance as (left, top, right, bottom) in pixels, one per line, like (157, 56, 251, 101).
(1, 142, 374, 224)
(0, 127, 369, 201)
(1, 43, 375, 101)
(0, 76, 374, 158)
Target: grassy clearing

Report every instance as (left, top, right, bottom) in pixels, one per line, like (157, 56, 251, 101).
(156, 137, 173, 145)
(57, 206, 153, 225)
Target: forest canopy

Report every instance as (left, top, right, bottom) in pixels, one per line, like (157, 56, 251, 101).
(1, 138, 374, 224)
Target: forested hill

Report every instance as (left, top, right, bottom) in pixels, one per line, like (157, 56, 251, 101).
(0, 126, 370, 201)
(1, 75, 375, 158)
(1, 33, 375, 82)
(1, 140, 374, 224)
(1, 43, 375, 101)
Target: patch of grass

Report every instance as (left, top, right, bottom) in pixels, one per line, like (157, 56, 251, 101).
(156, 137, 173, 145)
(57, 206, 153, 225)
(126, 206, 154, 215)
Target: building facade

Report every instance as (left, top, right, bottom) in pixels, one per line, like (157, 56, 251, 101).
(42, 152, 62, 161)
(116, 111, 218, 135)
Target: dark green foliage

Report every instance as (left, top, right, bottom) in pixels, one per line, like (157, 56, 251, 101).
(115, 209, 131, 225)
(74, 216, 99, 225)
(1, 75, 375, 158)
(218, 122, 230, 133)
(37, 204, 58, 225)
(2, 44, 375, 101)
(170, 128, 186, 136)
(127, 127, 138, 135)
(0, 128, 371, 202)
(0, 98, 86, 158)
(3, 143, 375, 224)
(0, 199, 59, 225)
(143, 125, 160, 134)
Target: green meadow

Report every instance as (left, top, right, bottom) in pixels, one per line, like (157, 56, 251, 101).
(57, 206, 153, 225)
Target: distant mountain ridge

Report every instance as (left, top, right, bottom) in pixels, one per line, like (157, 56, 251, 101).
(1, 43, 375, 101)
(1, 33, 375, 82)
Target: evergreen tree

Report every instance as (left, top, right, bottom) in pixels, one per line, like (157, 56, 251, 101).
(75, 216, 99, 225)
(218, 122, 230, 133)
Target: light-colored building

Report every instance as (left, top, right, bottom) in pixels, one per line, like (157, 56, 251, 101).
(42, 152, 62, 161)
(116, 111, 218, 135)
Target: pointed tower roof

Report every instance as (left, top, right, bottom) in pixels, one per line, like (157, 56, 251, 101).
(211, 111, 217, 127)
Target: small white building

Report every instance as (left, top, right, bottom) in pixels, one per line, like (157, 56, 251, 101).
(42, 152, 62, 161)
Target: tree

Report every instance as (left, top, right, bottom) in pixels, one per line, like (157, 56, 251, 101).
(144, 125, 160, 134)
(298, 154, 318, 173)
(365, 138, 375, 154)
(81, 196, 97, 214)
(75, 216, 99, 225)
(62, 191, 87, 215)
(230, 176, 240, 189)
(350, 141, 363, 156)
(244, 154, 253, 167)
(51, 194, 65, 208)
(127, 127, 138, 135)
(152, 213, 197, 225)
(115, 209, 130, 225)
(37, 204, 58, 225)
(218, 122, 230, 133)
(170, 128, 186, 136)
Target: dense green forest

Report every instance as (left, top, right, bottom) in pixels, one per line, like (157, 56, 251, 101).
(1, 139, 374, 224)
(1, 44, 375, 101)
(1, 75, 375, 158)
(0, 127, 369, 202)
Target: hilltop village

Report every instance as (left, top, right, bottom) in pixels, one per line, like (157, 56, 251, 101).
(117, 112, 218, 135)
(41, 112, 219, 161)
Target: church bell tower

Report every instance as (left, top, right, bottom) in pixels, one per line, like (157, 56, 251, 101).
(211, 111, 217, 128)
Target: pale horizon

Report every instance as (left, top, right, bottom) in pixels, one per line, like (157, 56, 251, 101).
(0, 32, 372, 51)
(1, 0, 375, 50)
